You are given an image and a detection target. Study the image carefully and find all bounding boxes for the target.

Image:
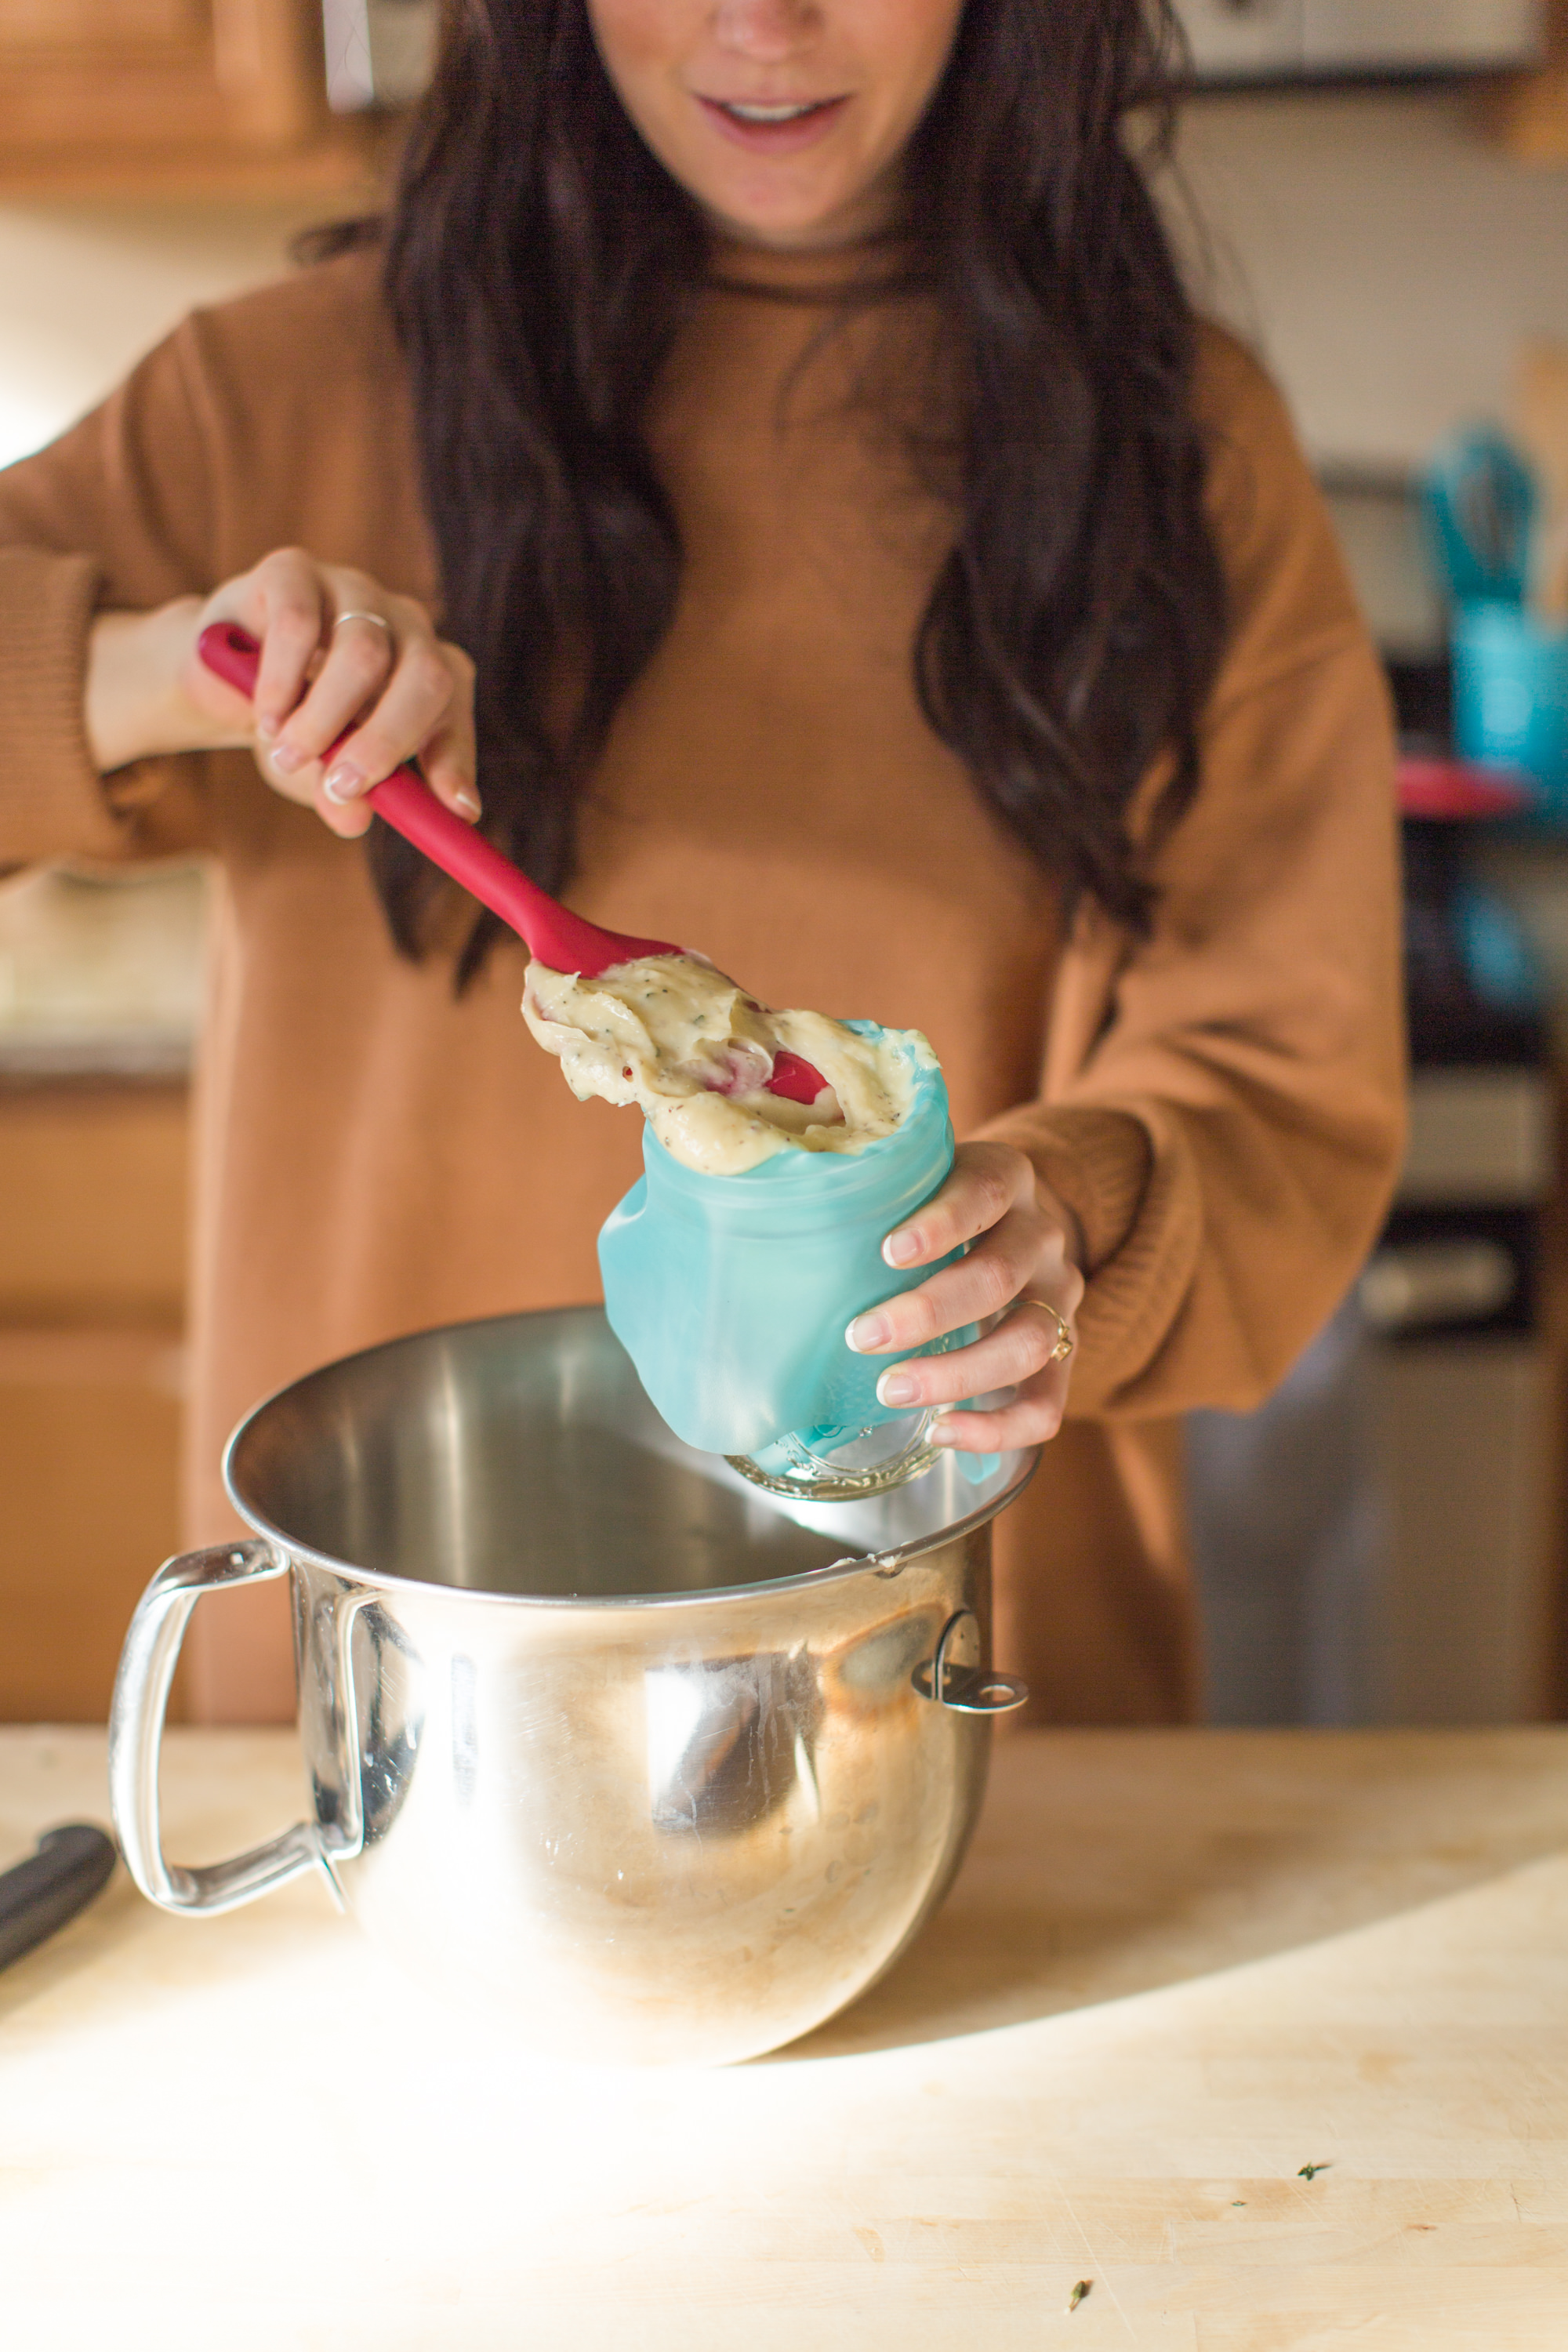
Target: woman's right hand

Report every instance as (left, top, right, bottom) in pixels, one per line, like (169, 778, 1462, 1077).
(85, 547, 479, 839)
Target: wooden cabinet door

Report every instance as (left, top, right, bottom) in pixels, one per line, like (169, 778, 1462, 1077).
(0, 1081, 189, 1723)
(0, 0, 327, 157)
(0, 1329, 184, 1722)
(1486, 0, 1568, 160)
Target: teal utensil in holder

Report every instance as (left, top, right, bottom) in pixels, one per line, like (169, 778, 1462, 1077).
(1423, 426, 1537, 608)
(599, 1029, 987, 1500)
(1451, 601, 1568, 821)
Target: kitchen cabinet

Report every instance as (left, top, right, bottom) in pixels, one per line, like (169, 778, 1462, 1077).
(1492, 66, 1568, 160)
(0, 1079, 189, 1722)
(1174, 0, 1548, 83)
(1485, 0, 1568, 157)
(0, 866, 203, 1724)
(0, 0, 386, 195)
(1171, 0, 1568, 165)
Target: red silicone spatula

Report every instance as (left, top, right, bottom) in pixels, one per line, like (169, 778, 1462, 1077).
(199, 622, 827, 1106)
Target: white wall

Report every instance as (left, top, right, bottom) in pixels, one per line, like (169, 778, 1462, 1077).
(0, 200, 324, 470)
(1172, 86, 1568, 470)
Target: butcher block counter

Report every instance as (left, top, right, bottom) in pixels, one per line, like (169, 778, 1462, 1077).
(5, 1726, 1568, 2349)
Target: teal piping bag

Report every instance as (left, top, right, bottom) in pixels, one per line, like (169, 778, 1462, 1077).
(599, 1028, 979, 1465)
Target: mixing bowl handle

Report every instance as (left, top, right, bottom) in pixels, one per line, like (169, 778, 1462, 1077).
(109, 1541, 353, 1916)
(912, 1609, 1029, 1715)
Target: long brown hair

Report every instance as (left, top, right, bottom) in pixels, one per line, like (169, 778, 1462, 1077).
(335, 0, 1226, 972)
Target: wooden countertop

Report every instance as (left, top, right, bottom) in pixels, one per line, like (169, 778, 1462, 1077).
(5, 1726, 1568, 2347)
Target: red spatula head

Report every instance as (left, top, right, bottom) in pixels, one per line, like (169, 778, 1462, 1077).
(198, 623, 830, 1104)
(768, 1051, 837, 1108)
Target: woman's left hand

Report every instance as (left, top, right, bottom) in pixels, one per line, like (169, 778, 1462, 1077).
(845, 1142, 1085, 1454)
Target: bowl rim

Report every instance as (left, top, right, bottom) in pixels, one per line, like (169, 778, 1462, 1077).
(222, 1305, 1037, 1613)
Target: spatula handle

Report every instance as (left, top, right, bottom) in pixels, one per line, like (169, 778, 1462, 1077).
(193, 629, 826, 1090)
(197, 621, 561, 948)
(199, 621, 686, 974)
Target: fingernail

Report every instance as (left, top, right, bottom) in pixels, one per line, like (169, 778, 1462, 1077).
(877, 1370, 919, 1408)
(453, 787, 481, 820)
(884, 1230, 920, 1267)
(322, 760, 365, 803)
(847, 1312, 891, 1353)
(929, 1413, 958, 1446)
(270, 742, 307, 775)
(256, 713, 280, 742)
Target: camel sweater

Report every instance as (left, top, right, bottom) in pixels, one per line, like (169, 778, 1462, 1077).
(0, 248, 1403, 1724)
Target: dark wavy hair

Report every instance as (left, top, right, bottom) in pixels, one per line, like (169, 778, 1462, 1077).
(338, 0, 1226, 973)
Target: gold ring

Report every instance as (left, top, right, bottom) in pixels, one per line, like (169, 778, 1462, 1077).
(332, 609, 393, 636)
(1021, 1296, 1075, 1363)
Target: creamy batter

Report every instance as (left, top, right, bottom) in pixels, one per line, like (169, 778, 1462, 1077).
(523, 955, 932, 1174)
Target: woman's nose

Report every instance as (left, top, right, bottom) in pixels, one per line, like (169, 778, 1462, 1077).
(711, 0, 823, 64)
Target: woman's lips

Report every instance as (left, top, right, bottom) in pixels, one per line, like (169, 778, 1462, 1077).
(695, 94, 849, 155)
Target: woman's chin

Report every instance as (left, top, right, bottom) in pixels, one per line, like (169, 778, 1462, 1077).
(697, 174, 897, 256)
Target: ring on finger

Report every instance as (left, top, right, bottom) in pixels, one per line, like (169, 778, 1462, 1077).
(1019, 1295, 1075, 1363)
(332, 609, 393, 637)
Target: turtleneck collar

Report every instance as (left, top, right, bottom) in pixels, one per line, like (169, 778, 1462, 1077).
(704, 225, 929, 304)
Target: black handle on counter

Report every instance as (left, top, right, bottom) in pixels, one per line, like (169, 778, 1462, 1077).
(0, 1824, 117, 1973)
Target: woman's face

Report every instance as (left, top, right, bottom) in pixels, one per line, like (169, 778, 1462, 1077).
(586, 0, 967, 251)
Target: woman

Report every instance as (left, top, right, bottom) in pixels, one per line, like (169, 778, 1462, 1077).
(0, 0, 1403, 1723)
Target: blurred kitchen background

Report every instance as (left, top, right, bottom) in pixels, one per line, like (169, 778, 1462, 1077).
(4, 2, 1568, 1725)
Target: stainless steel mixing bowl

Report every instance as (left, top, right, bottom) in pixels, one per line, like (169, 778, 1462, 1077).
(111, 1308, 1033, 2065)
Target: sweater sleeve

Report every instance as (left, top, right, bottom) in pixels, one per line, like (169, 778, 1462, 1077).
(979, 331, 1406, 1417)
(0, 319, 220, 869)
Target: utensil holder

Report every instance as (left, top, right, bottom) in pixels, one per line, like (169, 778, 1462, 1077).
(1451, 601, 1568, 819)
